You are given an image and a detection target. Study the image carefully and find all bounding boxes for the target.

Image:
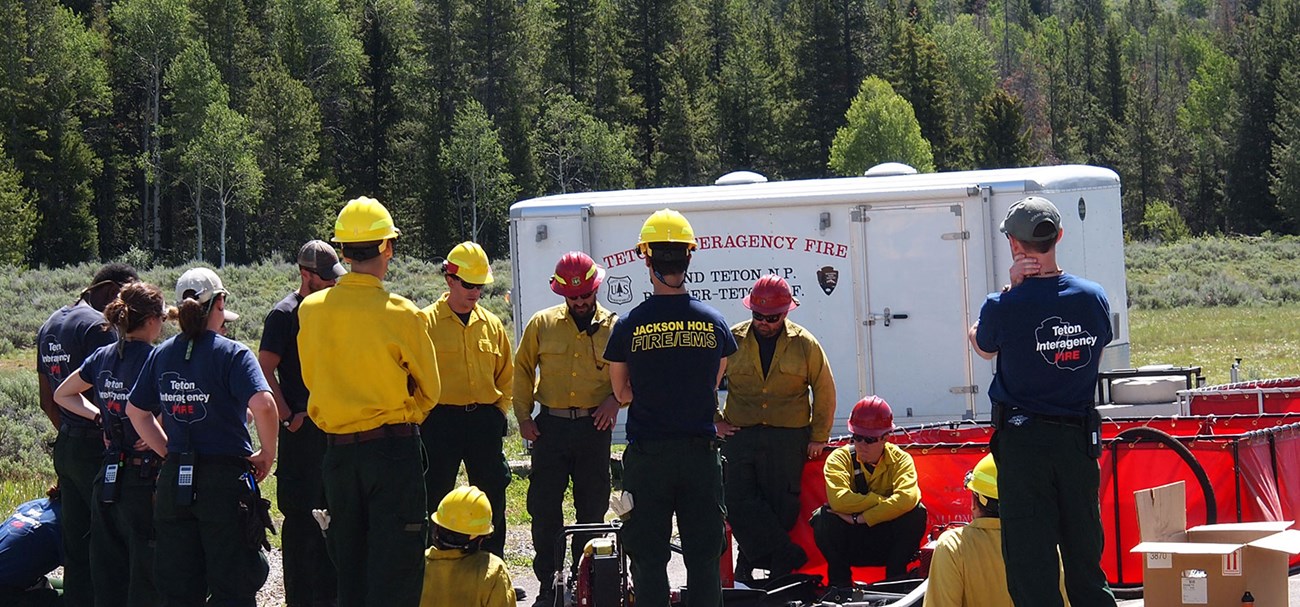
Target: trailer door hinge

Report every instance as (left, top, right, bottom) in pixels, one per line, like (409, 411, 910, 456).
(941, 231, 970, 240)
(949, 385, 979, 394)
(851, 205, 871, 222)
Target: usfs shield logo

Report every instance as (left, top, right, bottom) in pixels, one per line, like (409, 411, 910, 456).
(606, 275, 633, 305)
(816, 266, 839, 295)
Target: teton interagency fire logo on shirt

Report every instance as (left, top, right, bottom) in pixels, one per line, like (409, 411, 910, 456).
(159, 371, 210, 423)
(606, 276, 633, 305)
(1035, 316, 1098, 371)
(817, 266, 839, 295)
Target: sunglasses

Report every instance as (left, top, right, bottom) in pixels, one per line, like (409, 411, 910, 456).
(851, 433, 887, 444)
(451, 275, 484, 290)
(567, 291, 595, 301)
(752, 311, 783, 323)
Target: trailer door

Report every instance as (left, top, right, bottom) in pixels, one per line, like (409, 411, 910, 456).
(857, 203, 976, 421)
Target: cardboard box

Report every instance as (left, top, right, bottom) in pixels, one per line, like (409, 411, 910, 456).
(1130, 481, 1300, 606)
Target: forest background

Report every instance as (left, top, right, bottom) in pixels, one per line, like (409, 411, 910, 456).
(3, 0, 1300, 269)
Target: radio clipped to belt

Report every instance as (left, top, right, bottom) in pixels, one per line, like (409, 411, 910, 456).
(100, 449, 123, 504)
(1086, 407, 1103, 459)
(175, 450, 196, 506)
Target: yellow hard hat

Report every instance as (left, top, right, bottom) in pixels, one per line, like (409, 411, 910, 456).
(445, 241, 494, 285)
(333, 196, 401, 243)
(637, 209, 697, 257)
(965, 454, 998, 506)
(432, 485, 493, 536)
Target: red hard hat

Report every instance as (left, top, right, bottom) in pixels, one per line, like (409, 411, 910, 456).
(742, 275, 799, 315)
(848, 396, 895, 437)
(550, 252, 606, 297)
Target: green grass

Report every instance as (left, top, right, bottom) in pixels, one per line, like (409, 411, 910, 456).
(1128, 304, 1300, 385)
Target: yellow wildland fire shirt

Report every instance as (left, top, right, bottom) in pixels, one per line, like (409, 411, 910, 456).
(512, 303, 616, 422)
(721, 319, 836, 442)
(425, 293, 513, 412)
(420, 547, 516, 607)
(823, 442, 921, 526)
(297, 272, 441, 434)
(924, 517, 1071, 607)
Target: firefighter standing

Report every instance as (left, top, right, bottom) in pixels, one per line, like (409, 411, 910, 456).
(52, 282, 169, 607)
(298, 197, 442, 606)
(969, 196, 1115, 607)
(717, 274, 835, 582)
(514, 252, 620, 605)
(125, 267, 279, 606)
(810, 396, 927, 591)
(604, 209, 738, 607)
(419, 486, 517, 607)
(36, 262, 138, 607)
(423, 242, 514, 557)
(259, 240, 344, 606)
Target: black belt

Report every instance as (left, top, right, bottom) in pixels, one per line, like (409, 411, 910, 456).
(60, 425, 100, 438)
(1002, 405, 1087, 427)
(191, 454, 252, 468)
(541, 405, 594, 419)
(326, 422, 420, 446)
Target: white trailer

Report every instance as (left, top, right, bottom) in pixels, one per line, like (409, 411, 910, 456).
(509, 164, 1130, 432)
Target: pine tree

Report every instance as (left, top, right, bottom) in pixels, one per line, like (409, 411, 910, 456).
(974, 88, 1037, 169)
(0, 133, 38, 265)
(887, 21, 963, 169)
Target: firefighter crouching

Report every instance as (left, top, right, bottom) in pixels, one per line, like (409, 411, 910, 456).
(126, 267, 278, 606)
(298, 196, 442, 606)
(717, 274, 835, 582)
(422, 241, 514, 557)
(514, 251, 620, 607)
(810, 396, 927, 593)
(420, 485, 517, 607)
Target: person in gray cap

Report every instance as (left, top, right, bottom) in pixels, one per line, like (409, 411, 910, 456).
(968, 196, 1115, 607)
(258, 240, 344, 606)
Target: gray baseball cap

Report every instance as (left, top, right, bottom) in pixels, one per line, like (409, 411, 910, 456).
(1000, 196, 1061, 242)
(298, 240, 347, 280)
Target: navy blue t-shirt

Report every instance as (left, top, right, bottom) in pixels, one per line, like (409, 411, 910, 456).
(975, 274, 1112, 416)
(129, 331, 270, 456)
(0, 498, 62, 590)
(37, 304, 116, 429)
(258, 292, 308, 412)
(79, 340, 153, 453)
(604, 294, 738, 441)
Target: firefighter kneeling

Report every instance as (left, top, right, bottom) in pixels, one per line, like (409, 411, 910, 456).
(421, 486, 517, 607)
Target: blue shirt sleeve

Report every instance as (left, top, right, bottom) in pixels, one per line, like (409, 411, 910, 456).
(226, 343, 271, 407)
(128, 348, 162, 413)
(975, 294, 1001, 354)
(603, 317, 630, 363)
(77, 347, 103, 384)
(719, 319, 738, 357)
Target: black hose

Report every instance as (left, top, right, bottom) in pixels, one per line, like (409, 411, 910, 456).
(1108, 426, 1218, 600)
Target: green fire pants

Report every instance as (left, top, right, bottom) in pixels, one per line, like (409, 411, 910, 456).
(54, 427, 103, 607)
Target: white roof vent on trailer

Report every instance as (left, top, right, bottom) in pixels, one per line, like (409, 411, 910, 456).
(714, 170, 768, 185)
(864, 162, 918, 177)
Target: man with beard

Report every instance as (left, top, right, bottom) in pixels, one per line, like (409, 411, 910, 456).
(260, 240, 345, 606)
(513, 252, 620, 606)
(716, 275, 835, 583)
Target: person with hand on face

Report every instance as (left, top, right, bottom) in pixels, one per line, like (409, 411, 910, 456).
(513, 252, 619, 606)
(419, 486, 517, 607)
(125, 268, 278, 606)
(36, 263, 138, 606)
(423, 242, 514, 558)
(53, 282, 170, 607)
(717, 275, 835, 583)
(604, 209, 738, 607)
(969, 196, 1114, 607)
(298, 196, 441, 607)
(259, 240, 345, 607)
(811, 396, 926, 594)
